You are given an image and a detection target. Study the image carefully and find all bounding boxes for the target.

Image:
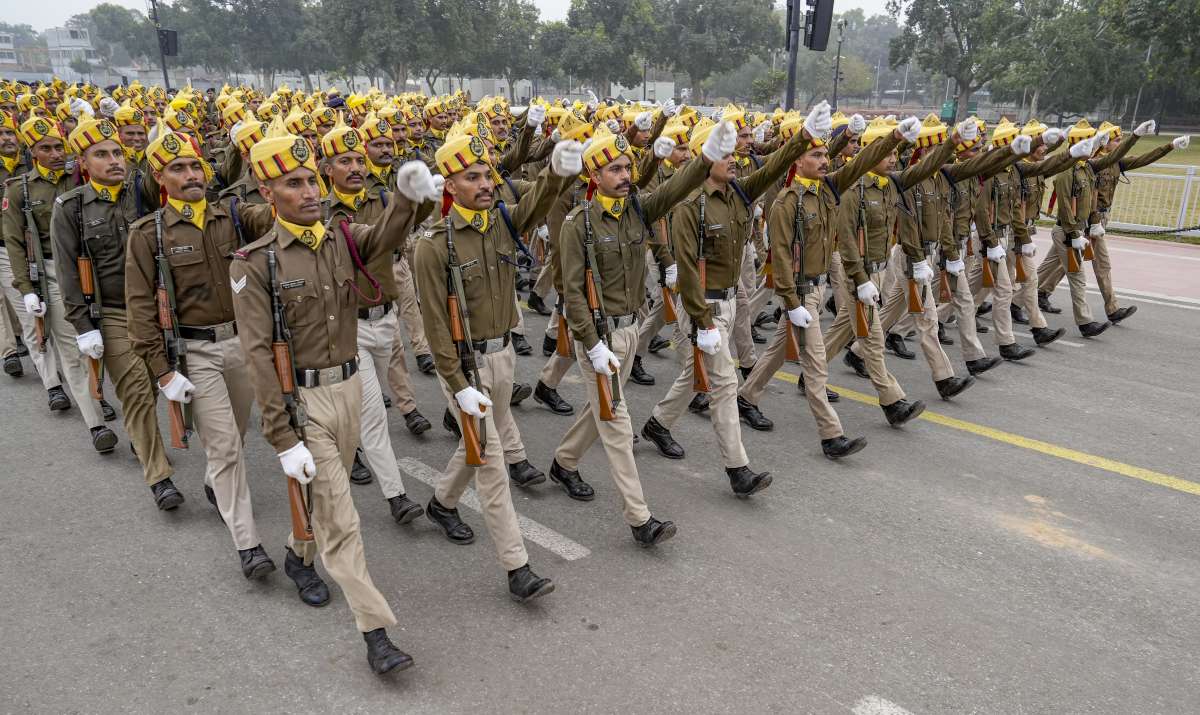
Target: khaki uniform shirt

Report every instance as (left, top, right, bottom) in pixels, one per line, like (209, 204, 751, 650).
(325, 188, 433, 307)
(1094, 141, 1172, 212)
(2, 167, 74, 294)
(1009, 149, 1077, 245)
(218, 169, 266, 205)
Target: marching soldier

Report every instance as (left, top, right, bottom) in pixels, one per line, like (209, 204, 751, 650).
(1, 110, 31, 377)
(2, 116, 114, 447)
(230, 117, 441, 675)
(51, 117, 177, 506)
(413, 129, 582, 599)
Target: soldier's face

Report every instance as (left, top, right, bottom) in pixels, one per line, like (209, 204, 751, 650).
(592, 156, 632, 198)
(83, 140, 127, 185)
(1031, 144, 1048, 161)
(156, 158, 207, 202)
(315, 123, 332, 137)
(709, 154, 737, 183)
(632, 129, 650, 148)
(301, 129, 320, 150)
(669, 144, 690, 165)
(61, 118, 78, 136)
(842, 138, 859, 157)
(0, 128, 17, 156)
(365, 136, 394, 165)
(326, 151, 366, 193)
(736, 125, 753, 154)
(874, 151, 897, 174)
(446, 163, 494, 211)
(119, 125, 147, 151)
(32, 138, 66, 171)
(394, 123, 407, 142)
(431, 112, 450, 130)
(262, 168, 322, 225)
(0, 102, 15, 115)
(489, 115, 509, 141)
(407, 119, 424, 140)
(797, 146, 829, 180)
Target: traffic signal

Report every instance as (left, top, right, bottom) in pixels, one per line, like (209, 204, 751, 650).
(804, 0, 834, 51)
(158, 28, 178, 57)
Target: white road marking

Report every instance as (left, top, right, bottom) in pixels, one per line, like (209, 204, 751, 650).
(1110, 286, 1200, 306)
(1051, 285, 1200, 312)
(397, 457, 592, 561)
(1013, 330, 1084, 347)
(1107, 245, 1200, 262)
(852, 696, 915, 715)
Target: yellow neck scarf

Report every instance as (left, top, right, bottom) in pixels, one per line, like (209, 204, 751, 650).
(796, 176, 820, 192)
(595, 193, 625, 219)
(1, 154, 18, 174)
(867, 172, 890, 189)
(333, 187, 365, 211)
(167, 197, 207, 229)
(124, 147, 145, 164)
(453, 202, 489, 232)
(90, 179, 122, 203)
(35, 161, 64, 184)
(366, 158, 391, 182)
(278, 217, 326, 250)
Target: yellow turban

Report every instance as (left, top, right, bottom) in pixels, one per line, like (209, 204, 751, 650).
(250, 116, 326, 196)
(284, 106, 314, 135)
(1097, 120, 1121, 140)
(18, 115, 62, 147)
(163, 108, 196, 133)
(720, 104, 747, 131)
(434, 132, 490, 176)
(916, 114, 948, 149)
(113, 100, 146, 127)
(68, 117, 120, 155)
(1020, 119, 1048, 138)
(1067, 119, 1096, 145)
(661, 120, 690, 147)
(556, 110, 594, 143)
(860, 117, 896, 146)
(990, 118, 1019, 147)
(0, 110, 16, 132)
(221, 100, 247, 127)
(233, 119, 265, 155)
(957, 118, 986, 152)
(320, 112, 363, 158)
(310, 107, 337, 129)
(358, 110, 393, 142)
(584, 125, 632, 172)
(146, 124, 214, 184)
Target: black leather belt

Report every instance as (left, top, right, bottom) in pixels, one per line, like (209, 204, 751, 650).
(704, 287, 736, 300)
(357, 303, 392, 320)
(797, 275, 826, 294)
(179, 321, 237, 342)
(471, 332, 510, 354)
(608, 314, 637, 329)
(295, 359, 358, 388)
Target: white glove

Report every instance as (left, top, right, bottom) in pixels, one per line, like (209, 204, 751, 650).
(803, 100, 832, 140)
(1088, 223, 1105, 239)
(1093, 130, 1110, 150)
(535, 224, 549, 241)
(525, 103, 545, 128)
(660, 98, 678, 118)
(884, 114, 897, 122)
(634, 111, 653, 132)
(787, 305, 812, 328)
(701, 120, 738, 162)
(1173, 135, 1190, 150)
(605, 119, 621, 133)
(160, 371, 195, 403)
(986, 243, 1006, 262)
(664, 263, 677, 289)
(753, 121, 768, 143)
(955, 118, 978, 143)
(99, 97, 119, 118)
(1070, 235, 1089, 251)
(550, 140, 585, 177)
(1134, 119, 1155, 137)
(752, 203, 763, 220)
(1011, 135, 1032, 156)
(652, 136, 675, 159)
(430, 174, 445, 197)
(1020, 242, 1036, 257)
(946, 258, 965, 275)
(228, 120, 244, 147)
(395, 161, 440, 203)
(454, 386, 492, 418)
(897, 116, 921, 143)
(278, 442, 317, 485)
(586, 340, 620, 376)
(856, 281, 880, 304)
(695, 327, 721, 355)
(1070, 137, 1093, 159)
(1042, 127, 1065, 146)
(911, 259, 934, 284)
(586, 90, 599, 107)
(849, 113, 867, 135)
(550, 128, 561, 143)
(76, 330, 104, 359)
(22, 293, 45, 317)
(69, 97, 94, 118)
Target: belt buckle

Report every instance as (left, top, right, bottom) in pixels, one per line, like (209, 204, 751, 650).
(319, 365, 342, 385)
(213, 322, 236, 341)
(367, 305, 385, 320)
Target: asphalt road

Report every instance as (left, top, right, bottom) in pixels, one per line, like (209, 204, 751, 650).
(2, 231, 1198, 714)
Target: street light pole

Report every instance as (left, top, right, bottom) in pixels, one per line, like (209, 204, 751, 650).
(785, 0, 801, 109)
(831, 20, 846, 111)
(149, 0, 170, 91)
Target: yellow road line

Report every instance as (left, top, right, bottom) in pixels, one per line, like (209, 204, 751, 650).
(770, 370, 1200, 497)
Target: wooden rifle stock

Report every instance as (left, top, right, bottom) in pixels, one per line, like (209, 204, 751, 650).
(939, 269, 952, 303)
(981, 252, 995, 288)
(287, 477, 313, 542)
(763, 249, 774, 289)
(1082, 240, 1095, 262)
(1066, 239, 1082, 273)
(585, 267, 618, 420)
(33, 316, 46, 352)
(77, 256, 95, 296)
(661, 286, 678, 324)
(448, 293, 485, 465)
(1015, 252, 1028, 283)
(167, 401, 188, 449)
(87, 358, 103, 401)
(785, 323, 801, 362)
(692, 258, 711, 393)
(907, 278, 924, 314)
(555, 310, 572, 357)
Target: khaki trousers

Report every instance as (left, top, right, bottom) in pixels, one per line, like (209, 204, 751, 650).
(185, 335, 259, 550)
(357, 311, 408, 500)
(828, 251, 848, 315)
(531, 259, 556, 302)
(537, 306, 575, 389)
(1007, 242, 1047, 330)
(870, 245, 954, 382)
(1038, 215, 1118, 317)
(0, 248, 62, 387)
(290, 373, 398, 633)
(391, 255, 429, 356)
(435, 346, 529, 571)
(824, 270, 907, 406)
(731, 243, 759, 369)
(41, 260, 102, 427)
(737, 286, 843, 439)
(99, 310, 172, 485)
(967, 237, 1016, 347)
(935, 249, 987, 362)
(0, 284, 18, 358)
(554, 323, 652, 527)
(1044, 227, 1095, 325)
(651, 297, 748, 468)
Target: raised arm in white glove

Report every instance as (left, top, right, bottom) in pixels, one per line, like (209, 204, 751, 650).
(1069, 137, 1094, 159)
(605, 119, 621, 133)
(986, 243, 1006, 262)
(701, 120, 737, 162)
(22, 293, 45, 316)
(695, 327, 721, 355)
(160, 371, 195, 403)
(653, 136, 675, 159)
(1088, 223, 1105, 239)
(525, 103, 546, 128)
(1173, 136, 1191, 150)
(1093, 130, 1110, 150)
(586, 340, 620, 375)
(661, 98, 678, 117)
(911, 259, 934, 284)
(551, 140, 585, 177)
(454, 386, 492, 418)
(664, 264, 677, 289)
(395, 161, 440, 202)
(896, 116, 921, 143)
(788, 305, 813, 328)
(804, 101, 832, 140)
(1011, 135, 1032, 156)
(849, 113, 867, 136)
(1134, 119, 1156, 137)
(278, 442, 317, 484)
(956, 118, 978, 143)
(635, 111, 653, 132)
(753, 121, 769, 143)
(99, 97, 119, 119)
(1042, 127, 1065, 146)
(856, 281, 880, 304)
(76, 330, 104, 359)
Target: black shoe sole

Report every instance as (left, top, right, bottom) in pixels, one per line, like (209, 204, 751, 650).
(372, 654, 415, 675)
(93, 431, 118, 453)
(243, 560, 277, 580)
(510, 383, 534, 405)
(630, 374, 655, 386)
(510, 473, 547, 488)
(733, 474, 773, 499)
(393, 505, 424, 525)
(155, 493, 184, 511)
(406, 420, 432, 435)
(510, 580, 556, 603)
(823, 439, 867, 460)
(549, 472, 595, 501)
(49, 400, 71, 412)
(635, 522, 677, 548)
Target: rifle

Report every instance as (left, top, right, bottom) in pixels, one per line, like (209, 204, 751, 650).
(656, 217, 678, 324)
(445, 217, 487, 464)
(75, 195, 104, 400)
(20, 176, 47, 352)
(267, 249, 313, 542)
(554, 298, 572, 358)
(581, 194, 620, 420)
(981, 178, 999, 288)
(905, 188, 925, 315)
(853, 181, 872, 339)
(938, 258, 953, 303)
(1066, 186, 1083, 274)
(692, 195, 712, 393)
(153, 210, 191, 449)
(785, 193, 807, 363)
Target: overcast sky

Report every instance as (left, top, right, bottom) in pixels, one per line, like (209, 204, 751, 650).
(9, 0, 894, 33)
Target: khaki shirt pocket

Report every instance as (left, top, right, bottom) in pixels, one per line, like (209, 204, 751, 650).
(283, 280, 321, 328)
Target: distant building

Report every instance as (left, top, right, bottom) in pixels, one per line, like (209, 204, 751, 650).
(44, 26, 100, 81)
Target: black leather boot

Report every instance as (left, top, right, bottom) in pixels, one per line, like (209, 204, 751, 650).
(542, 334, 556, 357)
(510, 382, 533, 406)
(630, 356, 655, 385)
(426, 497, 475, 543)
(822, 435, 867, 460)
(350, 448, 373, 485)
(631, 516, 677, 547)
(1032, 327, 1064, 346)
(388, 494, 424, 524)
(882, 399, 926, 427)
(511, 332, 532, 356)
(737, 396, 773, 431)
(239, 544, 276, 579)
(442, 407, 461, 437)
(726, 466, 772, 498)
(885, 332, 915, 359)
(938, 322, 954, 345)
(999, 343, 1035, 361)
(404, 409, 432, 435)
(415, 353, 435, 374)
(508, 564, 555, 602)
(648, 335, 670, 354)
(641, 416, 685, 459)
(843, 349, 869, 378)
(284, 548, 331, 607)
(526, 292, 551, 316)
(1038, 292, 1062, 314)
(507, 459, 546, 487)
(363, 628, 414, 674)
(47, 385, 71, 411)
(151, 477, 184, 510)
(1079, 320, 1110, 338)
(1010, 304, 1030, 325)
(1108, 305, 1137, 324)
(91, 425, 118, 453)
(549, 460, 595, 501)
(966, 356, 1002, 376)
(533, 381, 574, 415)
(688, 393, 710, 413)
(99, 398, 117, 421)
(935, 375, 976, 400)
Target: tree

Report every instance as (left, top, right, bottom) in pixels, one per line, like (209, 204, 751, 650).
(750, 68, 787, 106)
(76, 4, 157, 69)
(565, 0, 662, 95)
(657, 0, 781, 101)
(493, 0, 541, 100)
(886, 0, 1030, 120)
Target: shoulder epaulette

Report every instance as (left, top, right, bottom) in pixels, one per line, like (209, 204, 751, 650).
(129, 212, 157, 230)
